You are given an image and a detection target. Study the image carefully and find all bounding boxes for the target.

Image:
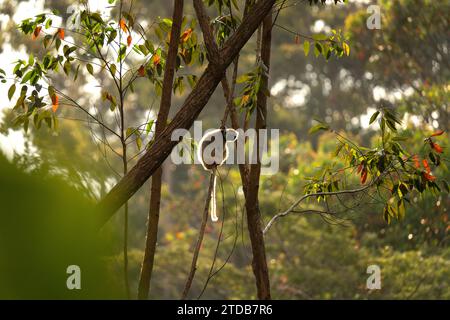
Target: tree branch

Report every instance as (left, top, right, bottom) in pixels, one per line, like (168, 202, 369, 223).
(263, 174, 387, 235)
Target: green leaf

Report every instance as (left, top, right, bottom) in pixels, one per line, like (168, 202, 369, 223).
(117, 44, 127, 62)
(90, 12, 104, 24)
(144, 40, 154, 54)
(21, 70, 34, 84)
(369, 111, 380, 125)
(126, 127, 135, 138)
(187, 75, 197, 88)
(385, 119, 397, 132)
(334, 142, 345, 156)
(86, 63, 94, 76)
(43, 35, 52, 48)
(236, 74, 250, 84)
(28, 53, 34, 66)
(138, 44, 149, 56)
(8, 84, 16, 101)
(107, 30, 117, 44)
(314, 42, 322, 57)
(110, 64, 116, 76)
(55, 38, 61, 51)
(63, 60, 71, 75)
(63, 45, 76, 57)
(146, 120, 154, 135)
(136, 136, 142, 151)
(48, 85, 56, 98)
(45, 19, 52, 29)
(161, 18, 172, 28)
(312, 34, 328, 41)
(303, 40, 310, 56)
(309, 123, 330, 135)
(74, 64, 81, 81)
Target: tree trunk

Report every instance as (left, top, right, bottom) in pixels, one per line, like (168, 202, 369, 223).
(96, 0, 276, 225)
(245, 13, 272, 300)
(137, 0, 184, 300)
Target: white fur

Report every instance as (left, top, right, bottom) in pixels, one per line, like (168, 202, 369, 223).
(197, 128, 239, 222)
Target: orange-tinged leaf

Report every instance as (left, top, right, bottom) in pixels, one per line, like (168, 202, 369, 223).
(430, 130, 444, 137)
(51, 94, 59, 112)
(357, 163, 363, 174)
(423, 172, 436, 181)
(294, 35, 300, 44)
(152, 54, 160, 66)
(119, 18, 127, 32)
(180, 28, 193, 43)
(431, 142, 443, 153)
(422, 159, 431, 173)
(175, 232, 184, 240)
(138, 65, 146, 77)
(413, 155, 420, 168)
(32, 26, 42, 40)
(57, 28, 65, 40)
(360, 169, 368, 184)
(127, 34, 132, 47)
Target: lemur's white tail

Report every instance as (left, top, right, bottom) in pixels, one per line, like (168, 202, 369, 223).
(210, 173, 218, 222)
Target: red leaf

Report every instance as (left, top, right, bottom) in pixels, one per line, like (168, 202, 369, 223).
(413, 155, 420, 168)
(423, 172, 436, 182)
(127, 35, 132, 47)
(431, 142, 443, 153)
(152, 54, 160, 66)
(119, 18, 127, 32)
(357, 163, 363, 174)
(32, 26, 42, 40)
(422, 159, 431, 174)
(360, 169, 368, 184)
(180, 28, 193, 43)
(58, 28, 65, 40)
(138, 65, 145, 77)
(51, 94, 59, 112)
(430, 130, 444, 137)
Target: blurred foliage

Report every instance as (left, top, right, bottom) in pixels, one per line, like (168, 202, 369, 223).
(0, 154, 122, 299)
(345, 0, 449, 129)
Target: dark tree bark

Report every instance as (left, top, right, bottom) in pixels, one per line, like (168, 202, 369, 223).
(96, 0, 276, 225)
(137, 0, 184, 300)
(193, 0, 272, 299)
(245, 13, 272, 300)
